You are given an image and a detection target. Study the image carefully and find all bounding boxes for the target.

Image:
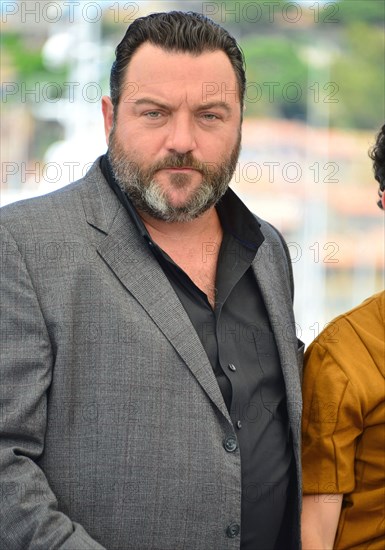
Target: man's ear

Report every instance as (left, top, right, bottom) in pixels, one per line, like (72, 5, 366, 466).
(101, 96, 114, 145)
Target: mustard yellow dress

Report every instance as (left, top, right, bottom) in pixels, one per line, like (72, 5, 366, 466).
(302, 291, 385, 549)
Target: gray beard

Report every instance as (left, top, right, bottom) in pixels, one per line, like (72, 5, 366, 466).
(107, 130, 241, 223)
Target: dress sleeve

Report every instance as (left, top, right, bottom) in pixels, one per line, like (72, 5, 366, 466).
(301, 340, 363, 495)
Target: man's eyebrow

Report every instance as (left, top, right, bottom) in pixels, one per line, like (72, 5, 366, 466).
(133, 98, 233, 114)
(133, 97, 171, 110)
(198, 101, 232, 114)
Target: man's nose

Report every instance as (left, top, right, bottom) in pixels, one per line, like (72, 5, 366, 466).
(165, 113, 197, 154)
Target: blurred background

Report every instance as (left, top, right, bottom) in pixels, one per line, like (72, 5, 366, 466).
(1, 0, 384, 344)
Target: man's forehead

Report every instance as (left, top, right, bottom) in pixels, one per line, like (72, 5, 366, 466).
(124, 42, 237, 81)
(121, 43, 240, 105)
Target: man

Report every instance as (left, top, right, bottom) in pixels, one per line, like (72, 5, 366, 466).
(301, 124, 385, 549)
(0, 12, 303, 549)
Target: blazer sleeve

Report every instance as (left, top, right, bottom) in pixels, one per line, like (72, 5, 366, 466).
(0, 225, 106, 550)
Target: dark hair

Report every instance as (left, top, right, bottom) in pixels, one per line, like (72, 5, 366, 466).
(110, 11, 246, 113)
(369, 123, 385, 209)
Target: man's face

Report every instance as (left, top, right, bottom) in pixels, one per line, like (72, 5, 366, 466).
(102, 43, 242, 222)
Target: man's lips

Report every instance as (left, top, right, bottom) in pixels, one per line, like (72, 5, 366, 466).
(162, 167, 196, 170)
(154, 166, 204, 177)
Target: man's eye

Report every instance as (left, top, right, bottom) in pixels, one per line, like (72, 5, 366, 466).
(145, 111, 162, 118)
(201, 113, 219, 121)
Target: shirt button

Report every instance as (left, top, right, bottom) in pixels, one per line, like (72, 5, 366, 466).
(236, 420, 242, 429)
(228, 363, 236, 372)
(226, 523, 240, 538)
(223, 436, 237, 452)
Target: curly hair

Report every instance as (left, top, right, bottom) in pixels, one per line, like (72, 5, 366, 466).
(369, 123, 385, 209)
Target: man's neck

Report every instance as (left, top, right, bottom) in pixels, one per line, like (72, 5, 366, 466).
(139, 207, 223, 308)
(138, 206, 222, 246)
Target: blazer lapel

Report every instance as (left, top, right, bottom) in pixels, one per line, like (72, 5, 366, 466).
(80, 161, 230, 422)
(251, 241, 302, 431)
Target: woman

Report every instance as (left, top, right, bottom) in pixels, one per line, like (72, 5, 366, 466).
(301, 124, 385, 549)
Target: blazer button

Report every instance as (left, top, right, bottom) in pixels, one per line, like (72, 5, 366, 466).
(226, 523, 240, 538)
(223, 436, 237, 452)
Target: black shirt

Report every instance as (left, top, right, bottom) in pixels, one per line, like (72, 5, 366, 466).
(100, 155, 293, 549)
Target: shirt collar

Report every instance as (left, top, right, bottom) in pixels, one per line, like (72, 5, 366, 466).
(216, 188, 264, 251)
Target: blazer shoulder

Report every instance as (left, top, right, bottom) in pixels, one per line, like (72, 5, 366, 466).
(255, 215, 294, 299)
(0, 158, 113, 238)
(256, 215, 288, 246)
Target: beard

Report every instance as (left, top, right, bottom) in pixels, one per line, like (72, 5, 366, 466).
(107, 128, 241, 223)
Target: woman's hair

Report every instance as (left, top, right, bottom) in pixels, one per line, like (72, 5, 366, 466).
(369, 123, 385, 209)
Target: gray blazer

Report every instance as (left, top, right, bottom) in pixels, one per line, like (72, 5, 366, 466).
(0, 159, 303, 550)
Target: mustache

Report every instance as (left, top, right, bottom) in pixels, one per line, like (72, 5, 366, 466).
(150, 153, 216, 175)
